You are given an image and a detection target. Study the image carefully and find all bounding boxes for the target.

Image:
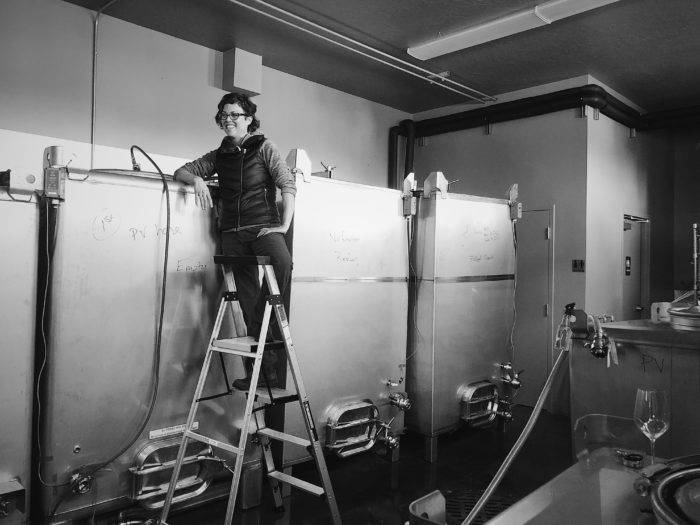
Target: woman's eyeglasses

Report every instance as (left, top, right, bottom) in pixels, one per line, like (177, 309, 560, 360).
(219, 112, 248, 121)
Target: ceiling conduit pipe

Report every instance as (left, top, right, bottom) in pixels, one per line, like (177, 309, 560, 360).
(228, 0, 494, 103)
(413, 84, 644, 138)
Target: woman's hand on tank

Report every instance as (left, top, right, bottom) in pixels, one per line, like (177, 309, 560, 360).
(193, 176, 213, 209)
(257, 225, 288, 237)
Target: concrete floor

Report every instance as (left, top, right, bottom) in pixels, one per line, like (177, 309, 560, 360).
(165, 405, 572, 525)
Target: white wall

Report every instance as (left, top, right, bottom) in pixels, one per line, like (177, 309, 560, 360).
(585, 115, 649, 317)
(585, 116, 674, 317)
(1, 0, 409, 188)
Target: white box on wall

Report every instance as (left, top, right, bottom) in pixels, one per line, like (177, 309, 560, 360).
(222, 48, 262, 96)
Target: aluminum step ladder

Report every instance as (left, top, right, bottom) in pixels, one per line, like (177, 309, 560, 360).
(159, 255, 341, 525)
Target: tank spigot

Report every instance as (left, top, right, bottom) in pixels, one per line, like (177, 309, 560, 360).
(388, 391, 411, 411)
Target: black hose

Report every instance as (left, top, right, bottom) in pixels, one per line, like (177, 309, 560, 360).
(92, 145, 170, 468)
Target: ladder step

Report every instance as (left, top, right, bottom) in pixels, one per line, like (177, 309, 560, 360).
(252, 387, 299, 405)
(214, 255, 271, 266)
(212, 336, 259, 354)
(184, 430, 241, 455)
(213, 337, 286, 356)
(267, 471, 325, 497)
(256, 427, 311, 448)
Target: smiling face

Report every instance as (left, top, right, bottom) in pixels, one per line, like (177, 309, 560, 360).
(219, 103, 253, 142)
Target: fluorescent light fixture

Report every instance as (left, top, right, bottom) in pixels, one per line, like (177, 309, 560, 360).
(407, 0, 620, 60)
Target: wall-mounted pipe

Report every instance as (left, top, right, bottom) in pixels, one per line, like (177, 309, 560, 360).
(388, 83, 700, 184)
(388, 120, 416, 189)
(400, 119, 416, 178)
(91, 0, 122, 170)
(388, 126, 401, 189)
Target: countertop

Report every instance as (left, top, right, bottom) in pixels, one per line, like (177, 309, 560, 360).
(603, 319, 700, 349)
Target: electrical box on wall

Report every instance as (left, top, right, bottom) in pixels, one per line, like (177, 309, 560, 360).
(572, 259, 586, 272)
(222, 48, 262, 97)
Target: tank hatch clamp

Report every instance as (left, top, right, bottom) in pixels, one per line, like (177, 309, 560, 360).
(159, 255, 342, 525)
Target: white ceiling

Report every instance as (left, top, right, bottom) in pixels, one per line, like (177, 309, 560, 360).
(63, 0, 700, 113)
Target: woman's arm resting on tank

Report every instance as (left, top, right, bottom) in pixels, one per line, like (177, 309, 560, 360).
(258, 192, 295, 237)
(175, 168, 213, 210)
(174, 152, 216, 210)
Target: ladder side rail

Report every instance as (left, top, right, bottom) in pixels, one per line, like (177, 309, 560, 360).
(283, 332, 342, 524)
(253, 412, 285, 510)
(222, 300, 274, 525)
(160, 345, 217, 523)
(261, 264, 343, 525)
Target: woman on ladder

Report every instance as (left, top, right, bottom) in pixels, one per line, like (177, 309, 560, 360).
(174, 92, 296, 389)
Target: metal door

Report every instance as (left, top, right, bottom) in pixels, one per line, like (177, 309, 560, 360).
(622, 218, 644, 320)
(513, 209, 553, 408)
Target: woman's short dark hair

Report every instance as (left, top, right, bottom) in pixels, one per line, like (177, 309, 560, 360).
(214, 92, 260, 132)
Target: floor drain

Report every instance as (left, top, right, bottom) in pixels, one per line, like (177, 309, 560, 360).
(444, 488, 516, 525)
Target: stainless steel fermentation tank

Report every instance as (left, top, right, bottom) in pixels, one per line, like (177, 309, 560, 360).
(37, 169, 261, 522)
(406, 191, 516, 461)
(0, 188, 39, 525)
(283, 175, 409, 467)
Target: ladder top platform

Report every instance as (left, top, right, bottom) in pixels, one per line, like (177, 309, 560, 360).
(214, 255, 272, 266)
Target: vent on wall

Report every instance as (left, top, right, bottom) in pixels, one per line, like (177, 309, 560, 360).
(222, 48, 262, 97)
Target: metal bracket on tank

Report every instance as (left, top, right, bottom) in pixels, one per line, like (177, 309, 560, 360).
(402, 173, 418, 216)
(423, 171, 449, 199)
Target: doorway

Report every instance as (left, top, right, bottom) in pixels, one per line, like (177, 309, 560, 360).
(621, 214, 650, 320)
(513, 208, 554, 408)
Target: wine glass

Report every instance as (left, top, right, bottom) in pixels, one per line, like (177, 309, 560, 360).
(633, 389, 669, 463)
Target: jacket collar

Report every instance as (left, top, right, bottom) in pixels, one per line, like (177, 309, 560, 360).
(219, 133, 265, 155)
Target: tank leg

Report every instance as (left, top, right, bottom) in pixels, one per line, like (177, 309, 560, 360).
(424, 435, 438, 463)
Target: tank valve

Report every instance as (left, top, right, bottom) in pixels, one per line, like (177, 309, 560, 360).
(498, 362, 523, 389)
(584, 315, 610, 359)
(70, 469, 94, 495)
(497, 410, 513, 421)
(388, 392, 412, 411)
(381, 432, 400, 449)
(496, 399, 513, 421)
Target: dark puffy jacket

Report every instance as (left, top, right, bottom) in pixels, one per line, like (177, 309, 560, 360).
(216, 135, 280, 230)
